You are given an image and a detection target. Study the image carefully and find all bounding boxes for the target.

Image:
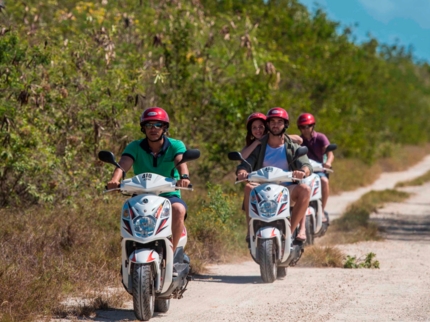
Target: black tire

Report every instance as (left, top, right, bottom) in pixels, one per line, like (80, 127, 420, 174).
(132, 264, 155, 321)
(305, 216, 314, 246)
(258, 239, 277, 283)
(277, 267, 287, 279)
(154, 299, 170, 313)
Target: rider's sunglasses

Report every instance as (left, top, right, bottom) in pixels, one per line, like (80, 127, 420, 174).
(299, 124, 314, 130)
(144, 122, 164, 129)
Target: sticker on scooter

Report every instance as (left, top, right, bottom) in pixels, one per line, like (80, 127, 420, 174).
(142, 173, 152, 181)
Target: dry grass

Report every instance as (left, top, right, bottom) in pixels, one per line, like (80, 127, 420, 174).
(0, 195, 125, 322)
(395, 169, 430, 188)
(297, 246, 344, 268)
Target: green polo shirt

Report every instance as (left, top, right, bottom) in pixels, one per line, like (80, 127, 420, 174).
(122, 136, 186, 198)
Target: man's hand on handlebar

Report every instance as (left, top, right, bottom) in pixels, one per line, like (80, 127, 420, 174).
(323, 162, 332, 169)
(176, 179, 191, 188)
(237, 170, 248, 181)
(292, 170, 306, 180)
(107, 180, 120, 190)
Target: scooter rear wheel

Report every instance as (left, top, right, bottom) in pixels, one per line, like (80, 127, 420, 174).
(154, 299, 170, 313)
(277, 267, 287, 278)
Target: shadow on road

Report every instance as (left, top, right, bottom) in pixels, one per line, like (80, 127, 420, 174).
(192, 274, 262, 284)
(89, 309, 170, 321)
(371, 214, 430, 242)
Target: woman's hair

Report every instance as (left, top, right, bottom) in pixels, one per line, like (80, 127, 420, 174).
(245, 119, 267, 147)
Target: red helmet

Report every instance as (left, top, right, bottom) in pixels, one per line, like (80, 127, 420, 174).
(297, 113, 315, 126)
(246, 112, 267, 128)
(266, 107, 289, 122)
(140, 107, 170, 125)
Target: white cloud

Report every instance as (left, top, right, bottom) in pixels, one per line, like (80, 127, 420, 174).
(358, 0, 430, 29)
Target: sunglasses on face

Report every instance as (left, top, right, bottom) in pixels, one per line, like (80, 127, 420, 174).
(144, 122, 164, 129)
(299, 124, 314, 130)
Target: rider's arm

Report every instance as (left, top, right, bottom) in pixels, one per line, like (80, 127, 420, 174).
(107, 155, 134, 188)
(324, 150, 334, 168)
(236, 145, 260, 176)
(288, 134, 303, 145)
(175, 154, 191, 188)
(240, 140, 261, 159)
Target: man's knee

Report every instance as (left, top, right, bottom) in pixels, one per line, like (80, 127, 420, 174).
(321, 177, 329, 187)
(296, 184, 311, 201)
(172, 203, 186, 222)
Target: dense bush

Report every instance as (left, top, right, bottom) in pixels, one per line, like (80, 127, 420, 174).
(1, 0, 430, 206)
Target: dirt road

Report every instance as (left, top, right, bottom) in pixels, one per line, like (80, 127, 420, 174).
(84, 162, 430, 321)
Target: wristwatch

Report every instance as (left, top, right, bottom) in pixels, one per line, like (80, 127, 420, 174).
(180, 174, 190, 180)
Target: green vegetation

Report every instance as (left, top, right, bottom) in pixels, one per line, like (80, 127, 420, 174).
(2, 0, 430, 206)
(1, 0, 430, 320)
(324, 189, 411, 244)
(395, 169, 430, 188)
(344, 252, 380, 269)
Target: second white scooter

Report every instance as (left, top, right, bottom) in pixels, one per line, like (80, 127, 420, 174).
(301, 143, 337, 245)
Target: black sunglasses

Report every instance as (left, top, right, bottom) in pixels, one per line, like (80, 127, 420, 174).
(144, 122, 164, 129)
(299, 124, 314, 130)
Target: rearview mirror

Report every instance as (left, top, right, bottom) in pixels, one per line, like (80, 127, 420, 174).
(294, 146, 308, 159)
(325, 144, 337, 153)
(228, 152, 243, 161)
(98, 150, 117, 165)
(98, 150, 126, 179)
(176, 149, 201, 166)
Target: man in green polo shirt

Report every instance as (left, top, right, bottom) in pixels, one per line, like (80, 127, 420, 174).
(107, 107, 191, 254)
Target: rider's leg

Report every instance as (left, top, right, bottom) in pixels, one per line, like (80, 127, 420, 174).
(297, 213, 306, 240)
(243, 183, 254, 238)
(320, 176, 329, 219)
(289, 183, 311, 236)
(171, 202, 187, 252)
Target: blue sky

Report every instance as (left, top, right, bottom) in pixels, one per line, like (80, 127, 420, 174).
(298, 0, 430, 62)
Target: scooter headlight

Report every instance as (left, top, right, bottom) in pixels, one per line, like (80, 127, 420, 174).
(133, 216, 156, 238)
(161, 202, 171, 218)
(259, 200, 277, 218)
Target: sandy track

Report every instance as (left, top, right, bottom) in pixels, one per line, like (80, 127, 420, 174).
(327, 154, 430, 219)
(59, 161, 430, 322)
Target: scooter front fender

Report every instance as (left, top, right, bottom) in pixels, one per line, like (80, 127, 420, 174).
(128, 249, 162, 292)
(254, 227, 282, 261)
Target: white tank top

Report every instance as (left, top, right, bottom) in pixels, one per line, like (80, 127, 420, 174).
(263, 144, 289, 170)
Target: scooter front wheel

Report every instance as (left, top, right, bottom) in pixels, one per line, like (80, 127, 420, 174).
(258, 239, 277, 283)
(132, 264, 155, 321)
(305, 216, 314, 246)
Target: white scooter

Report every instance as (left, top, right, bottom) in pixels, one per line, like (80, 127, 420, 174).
(301, 144, 337, 245)
(98, 149, 200, 321)
(228, 147, 308, 283)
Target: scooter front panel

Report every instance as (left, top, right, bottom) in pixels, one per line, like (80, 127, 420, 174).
(249, 184, 291, 220)
(303, 174, 322, 200)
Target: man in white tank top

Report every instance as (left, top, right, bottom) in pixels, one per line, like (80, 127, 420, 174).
(237, 107, 312, 241)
